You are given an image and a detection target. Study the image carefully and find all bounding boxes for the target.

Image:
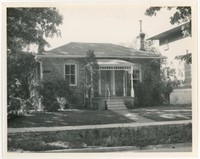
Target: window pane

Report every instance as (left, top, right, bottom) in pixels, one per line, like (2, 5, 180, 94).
(71, 75, 75, 84)
(65, 75, 70, 83)
(133, 70, 139, 78)
(65, 65, 70, 74)
(71, 65, 75, 74)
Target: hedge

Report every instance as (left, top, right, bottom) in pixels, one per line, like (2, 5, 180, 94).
(8, 123, 192, 151)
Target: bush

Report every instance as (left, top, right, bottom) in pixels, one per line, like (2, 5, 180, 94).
(39, 82, 60, 112)
(134, 79, 175, 107)
(124, 98, 134, 109)
(134, 82, 155, 107)
(38, 80, 82, 111)
(8, 97, 25, 119)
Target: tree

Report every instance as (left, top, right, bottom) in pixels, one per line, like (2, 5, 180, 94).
(145, 7, 192, 64)
(7, 8, 63, 111)
(85, 50, 99, 109)
(7, 8, 63, 53)
(143, 40, 160, 54)
(175, 53, 191, 64)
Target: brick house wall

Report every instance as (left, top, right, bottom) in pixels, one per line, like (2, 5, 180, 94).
(39, 57, 161, 109)
(40, 57, 86, 108)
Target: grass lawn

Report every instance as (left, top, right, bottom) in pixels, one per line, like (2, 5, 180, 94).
(8, 110, 133, 128)
(8, 123, 192, 152)
(130, 105, 192, 121)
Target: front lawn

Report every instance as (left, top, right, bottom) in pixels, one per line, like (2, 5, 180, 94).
(8, 123, 192, 152)
(130, 105, 192, 121)
(8, 110, 133, 128)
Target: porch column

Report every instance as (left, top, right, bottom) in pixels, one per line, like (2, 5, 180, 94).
(125, 71, 127, 96)
(98, 70, 101, 95)
(111, 70, 116, 96)
(130, 66, 135, 97)
(123, 71, 126, 96)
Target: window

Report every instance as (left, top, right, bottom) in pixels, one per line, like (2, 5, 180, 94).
(65, 64, 77, 86)
(133, 70, 140, 85)
(164, 39, 169, 51)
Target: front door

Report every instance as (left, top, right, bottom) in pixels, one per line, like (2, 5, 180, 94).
(101, 70, 111, 96)
(115, 70, 123, 96)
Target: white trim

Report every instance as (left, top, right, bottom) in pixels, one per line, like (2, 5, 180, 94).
(130, 66, 134, 97)
(111, 70, 116, 96)
(64, 63, 77, 86)
(123, 71, 126, 96)
(139, 65, 142, 82)
(125, 71, 128, 96)
(36, 55, 165, 59)
(99, 66, 131, 71)
(40, 61, 43, 80)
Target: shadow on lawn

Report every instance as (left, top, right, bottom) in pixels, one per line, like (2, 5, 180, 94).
(8, 110, 133, 128)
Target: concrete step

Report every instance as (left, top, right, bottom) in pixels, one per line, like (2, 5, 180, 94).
(108, 105, 125, 107)
(107, 105, 127, 110)
(107, 98, 127, 110)
(107, 99, 124, 101)
(108, 105, 126, 108)
(107, 102, 124, 105)
(108, 104, 126, 107)
(108, 100, 124, 103)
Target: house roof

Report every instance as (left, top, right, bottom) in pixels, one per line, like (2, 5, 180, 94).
(37, 42, 164, 59)
(147, 23, 188, 40)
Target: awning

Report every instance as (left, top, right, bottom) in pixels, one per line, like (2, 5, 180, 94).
(97, 59, 140, 70)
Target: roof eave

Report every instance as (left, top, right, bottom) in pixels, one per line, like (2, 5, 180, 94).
(35, 54, 166, 60)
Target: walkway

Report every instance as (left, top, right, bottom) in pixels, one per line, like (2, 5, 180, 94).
(8, 120, 191, 134)
(112, 109, 155, 123)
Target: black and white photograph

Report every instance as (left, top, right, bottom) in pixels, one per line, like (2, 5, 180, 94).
(2, 0, 198, 158)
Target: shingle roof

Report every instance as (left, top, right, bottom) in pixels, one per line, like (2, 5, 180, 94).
(39, 42, 164, 59)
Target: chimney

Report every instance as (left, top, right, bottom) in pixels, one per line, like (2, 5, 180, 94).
(139, 20, 145, 51)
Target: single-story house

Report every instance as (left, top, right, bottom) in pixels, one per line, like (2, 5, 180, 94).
(35, 39, 164, 110)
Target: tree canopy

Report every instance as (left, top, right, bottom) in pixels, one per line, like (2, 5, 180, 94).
(145, 7, 191, 35)
(7, 8, 63, 53)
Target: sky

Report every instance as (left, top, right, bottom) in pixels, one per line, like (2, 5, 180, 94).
(44, 4, 178, 50)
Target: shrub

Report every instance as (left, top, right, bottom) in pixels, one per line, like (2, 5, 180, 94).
(8, 97, 25, 119)
(8, 123, 192, 151)
(40, 82, 60, 112)
(134, 82, 155, 107)
(134, 79, 175, 107)
(38, 80, 82, 111)
(124, 98, 134, 109)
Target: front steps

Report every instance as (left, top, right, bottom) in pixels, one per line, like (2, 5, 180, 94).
(106, 97, 127, 110)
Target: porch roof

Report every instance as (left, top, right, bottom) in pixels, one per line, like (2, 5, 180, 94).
(97, 59, 138, 70)
(97, 59, 133, 66)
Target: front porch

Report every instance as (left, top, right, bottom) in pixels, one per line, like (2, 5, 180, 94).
(97, 59, 142, 97)
(94, 59, 142, 110)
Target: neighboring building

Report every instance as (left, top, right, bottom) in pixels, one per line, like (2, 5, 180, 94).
(35, 41, 163, 110)
(147, 23, 192, 105)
